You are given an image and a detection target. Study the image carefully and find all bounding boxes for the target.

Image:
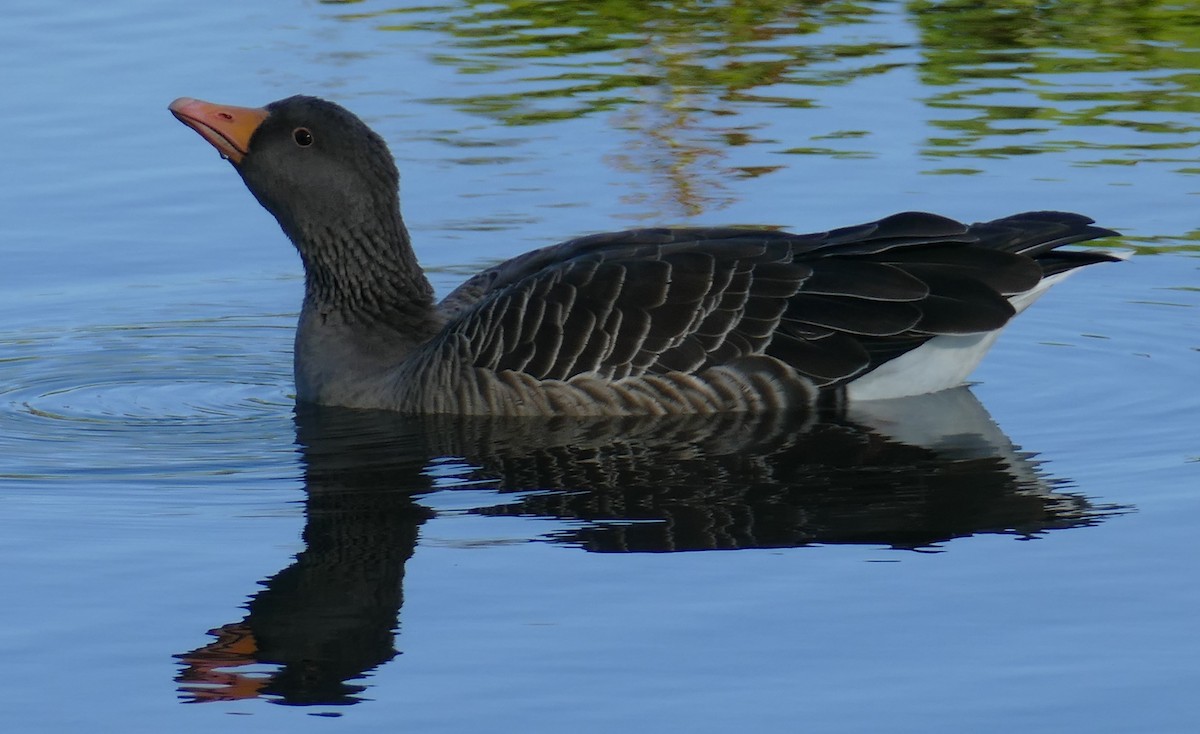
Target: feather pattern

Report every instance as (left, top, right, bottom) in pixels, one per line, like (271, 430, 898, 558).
(391, 211, 1121, 415)
(170, 96, 1122, 416)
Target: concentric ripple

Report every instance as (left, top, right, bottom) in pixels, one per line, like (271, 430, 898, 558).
(0, 316, 298, 484)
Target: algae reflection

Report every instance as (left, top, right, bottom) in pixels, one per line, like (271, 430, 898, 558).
(175, 389, 1120, 706)
(330, 0, 1200, 204)
(329, 0, 895, 218)
(909, 0, 1200, 166)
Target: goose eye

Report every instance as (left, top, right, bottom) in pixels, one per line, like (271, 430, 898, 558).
(293, 128, 314, 147)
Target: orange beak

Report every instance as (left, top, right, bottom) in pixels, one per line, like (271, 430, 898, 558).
(169, 97, 269, 165)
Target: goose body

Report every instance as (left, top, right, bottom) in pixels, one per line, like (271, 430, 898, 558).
(170, 95, 1120, 416)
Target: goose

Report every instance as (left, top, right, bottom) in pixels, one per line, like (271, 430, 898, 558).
(169, 95, 1121, 416)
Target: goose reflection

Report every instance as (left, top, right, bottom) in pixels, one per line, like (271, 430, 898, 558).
(176, 388, 1119, 705)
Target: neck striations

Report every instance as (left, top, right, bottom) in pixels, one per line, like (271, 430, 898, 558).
(295, 211, 438, 339)
(289, 210, 444, 407)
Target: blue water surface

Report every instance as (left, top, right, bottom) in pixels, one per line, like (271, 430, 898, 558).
(0, 1, 1197, 732)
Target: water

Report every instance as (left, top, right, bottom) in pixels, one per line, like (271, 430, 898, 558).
(1, 0, 1198, 731)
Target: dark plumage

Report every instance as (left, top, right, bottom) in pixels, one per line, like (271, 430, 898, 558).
(169, 95, 1122, 415)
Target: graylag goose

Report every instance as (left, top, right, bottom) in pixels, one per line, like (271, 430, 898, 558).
(169, 95, 1121, 416)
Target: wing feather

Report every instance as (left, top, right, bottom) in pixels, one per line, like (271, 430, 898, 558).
(425, 210, 1117, 396)
(783, 295, 922, 337)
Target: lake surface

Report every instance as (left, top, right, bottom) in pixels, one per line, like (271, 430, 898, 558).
(1, 0, 1198, 731)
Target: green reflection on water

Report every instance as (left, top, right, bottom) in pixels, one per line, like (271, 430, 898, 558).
(333, 2, 1199, 135)
(335, 0, 894, 119)
(330, 0, 901, 217)
(327, 0, 1199, 236)
(910, 0, 1200, 160)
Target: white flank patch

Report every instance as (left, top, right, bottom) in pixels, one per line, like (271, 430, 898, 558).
(845, 269, 1082, 401)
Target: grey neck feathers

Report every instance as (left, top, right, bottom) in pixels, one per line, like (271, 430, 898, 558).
(295, 212, 438, 337)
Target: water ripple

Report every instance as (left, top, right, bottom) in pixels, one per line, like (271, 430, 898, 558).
(0, 317, 297, 483)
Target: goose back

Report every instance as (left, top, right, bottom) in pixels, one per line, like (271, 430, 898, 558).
(384, 211, 1118, 415)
